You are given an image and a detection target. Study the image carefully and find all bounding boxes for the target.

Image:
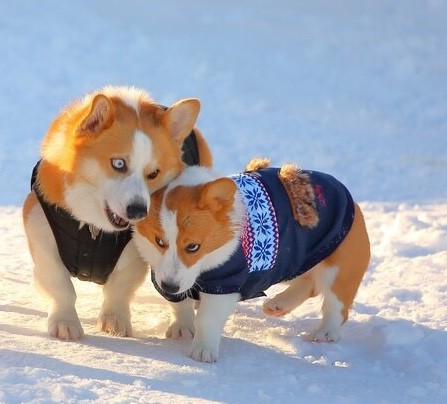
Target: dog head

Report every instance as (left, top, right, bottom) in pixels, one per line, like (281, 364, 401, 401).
(134, 167, 244, 295)
(36, 86, 201, 232)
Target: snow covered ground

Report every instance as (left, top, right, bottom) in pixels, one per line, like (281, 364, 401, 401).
(1, 1, 446, 403)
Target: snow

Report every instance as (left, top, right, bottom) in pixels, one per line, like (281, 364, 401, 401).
(1, 0, 446, 403)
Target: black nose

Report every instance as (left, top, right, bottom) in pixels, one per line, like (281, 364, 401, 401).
(161, 280, 180, 294)
(126, 201, 148, 220)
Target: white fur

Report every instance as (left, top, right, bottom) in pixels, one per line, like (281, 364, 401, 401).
(311, 264, 344, 341)
(189, 293, 239, 362)
(166, 166, 220, 191)
(165, 293, 240, 363)
(26, 197, 147, 339)
(104, 131, 153, 220)
(137, 165, 351, 361)
(25, 88, 204, 342)
(154, 209, 186, 288)
(165, 298, 196, 340)
(263, 263, 344, 342)
(40, 126, 69, 163)
(29, 125, 156, 339)
(101, 85, 151, 114)
(133, 232, 161, 268)
(27, 200, 82, 339)
(166, 166, 247, 227)
(64, 158, 108, 229)
(153, 167, 244, 294)
(64, 131, 153, 232)
(97, 239, 148, 337)
(42, 87, 151, 163)
(137, 166, 247, 362)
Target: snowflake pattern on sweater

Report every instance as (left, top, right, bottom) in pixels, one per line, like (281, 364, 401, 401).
(231, 173, 279, 273)
(152, 168, 355, 302)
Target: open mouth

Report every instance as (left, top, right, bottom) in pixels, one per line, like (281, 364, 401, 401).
(105, 204, 129, 230)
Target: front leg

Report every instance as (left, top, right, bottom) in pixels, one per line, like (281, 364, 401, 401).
(190, 292, 240, 363)
(25, 197, 83, 340)
(165, 299, 196, 340)
(98, 241, 148, 336)
(37, 265, 83, 341)
(34, 253, 83, 340)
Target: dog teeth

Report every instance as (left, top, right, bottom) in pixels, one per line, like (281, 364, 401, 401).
(114, 214, 127, 226)
(113, 213, 126, 226)
(105, 205, 129, 229)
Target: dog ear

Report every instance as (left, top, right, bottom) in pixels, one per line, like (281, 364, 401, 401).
(77, 94, 115, 136)
(199, 178, 236, 214)
(162, 98, 200, 143)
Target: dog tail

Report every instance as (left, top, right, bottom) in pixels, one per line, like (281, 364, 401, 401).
(245, 157, 271, 171)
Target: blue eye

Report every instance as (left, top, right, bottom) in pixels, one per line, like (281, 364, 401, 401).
(111, 158, 127, 172)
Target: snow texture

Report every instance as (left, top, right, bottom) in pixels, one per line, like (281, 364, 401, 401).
(1, 1, 446, 403)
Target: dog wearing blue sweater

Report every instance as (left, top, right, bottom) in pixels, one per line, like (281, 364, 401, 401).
(135, 158, 370, 362)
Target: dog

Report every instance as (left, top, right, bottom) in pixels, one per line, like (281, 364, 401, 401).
(134, 157, 370, 362)
(22, 86, 212, 341)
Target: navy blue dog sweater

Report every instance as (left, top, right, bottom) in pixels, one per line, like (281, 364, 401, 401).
(153, 167, 355, 301)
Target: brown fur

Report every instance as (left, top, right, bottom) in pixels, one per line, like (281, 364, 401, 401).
(22, 86, 213, 341)
(34, 92, 211, 208)
(142, 180, 237, 269)
(245, 157, 271, 171)
(262, 203, 370, 334)
(134, 163, 370, 360)
(279, 163, 319, 228)
(245, 158, 319, 228)
(324, 203, 371, 322)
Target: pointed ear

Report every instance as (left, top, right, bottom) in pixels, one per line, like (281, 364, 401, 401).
(162, 98, 200, 143)
(199, 178, 237, 214)
(77, 94, 115, 136)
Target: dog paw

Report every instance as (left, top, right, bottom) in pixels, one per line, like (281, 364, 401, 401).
(97, 311, 132, 337)
(262, 300, 290, 317)
(311, 328, 341, 343)
(166, 322, 194, 340)
(48, 312, 84, 341)
(189, 341, 219, 363)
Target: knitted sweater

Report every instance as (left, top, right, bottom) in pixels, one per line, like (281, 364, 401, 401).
(153, 167, 355, 301)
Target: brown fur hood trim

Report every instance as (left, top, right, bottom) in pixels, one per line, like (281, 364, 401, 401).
(245, 158, 319, 228)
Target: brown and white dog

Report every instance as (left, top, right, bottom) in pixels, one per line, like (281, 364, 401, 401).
(23, 86, 212, 341)
(134, 158, 370, 362)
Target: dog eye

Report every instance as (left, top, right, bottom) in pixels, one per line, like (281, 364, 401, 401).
(111, 158, 127, 172)
(147, 169, 160, 180)
(155, 236, 166, 248)
(185, 243, 200, 253)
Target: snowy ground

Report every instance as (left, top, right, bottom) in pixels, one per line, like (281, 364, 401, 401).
(1, 1, 447, 403)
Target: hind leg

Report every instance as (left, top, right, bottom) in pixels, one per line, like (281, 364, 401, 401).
(311, 264, 344, 342)
(263, 274, 315, 317)
(312, 204, 370, 342)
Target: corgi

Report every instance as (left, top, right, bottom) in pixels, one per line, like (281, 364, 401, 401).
(134, 158, 370, 362)
(22, 86, 212, 341)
